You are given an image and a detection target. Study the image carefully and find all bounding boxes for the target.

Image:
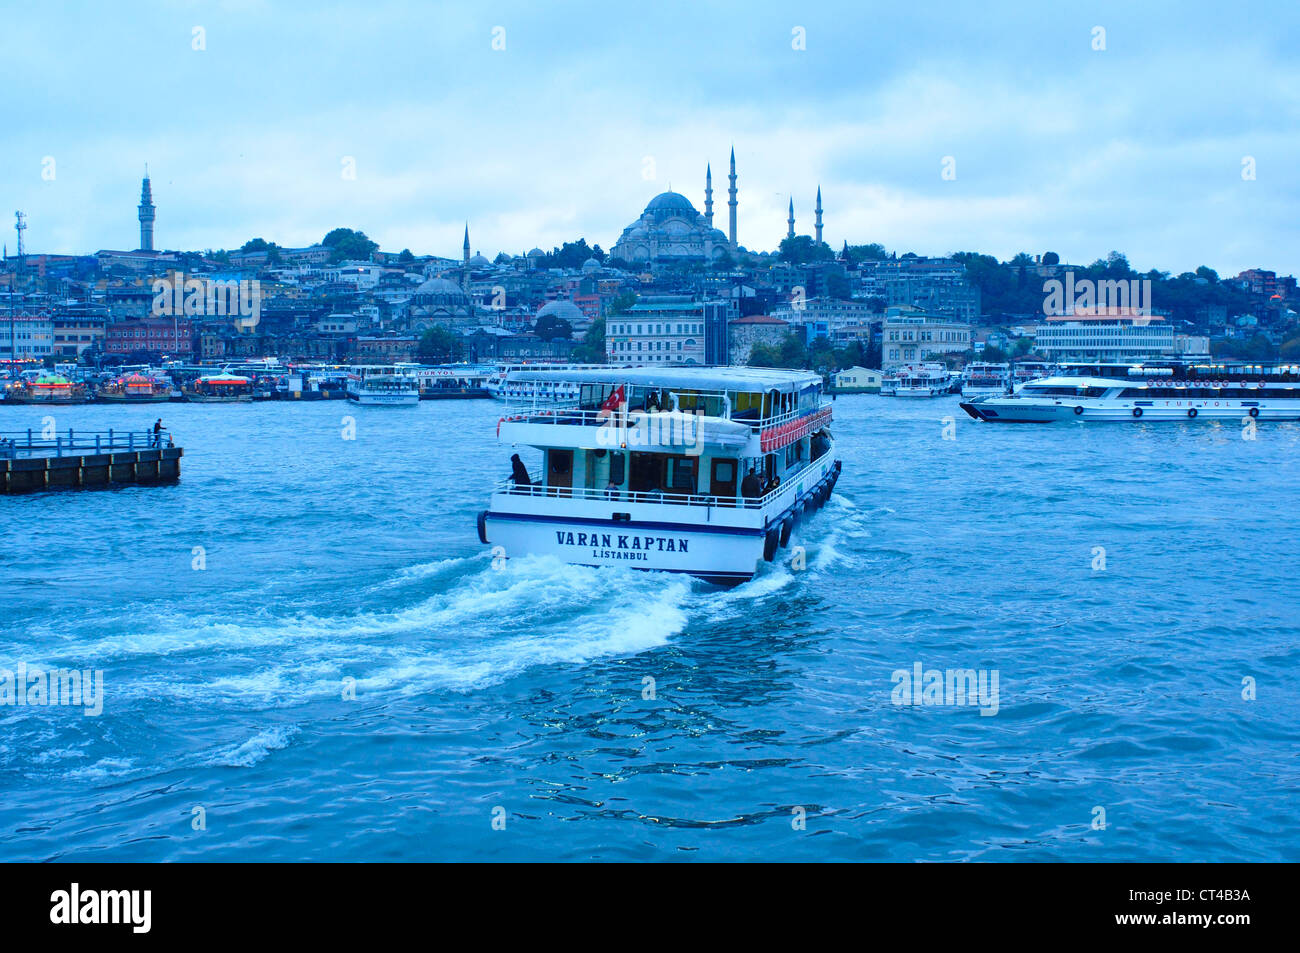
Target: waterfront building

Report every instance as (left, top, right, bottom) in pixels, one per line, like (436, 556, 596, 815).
(105, 318, 194, 359)
(834, 366, 882, 393)
(1033, 310, 1180, 361)
(604, 295, 728, 365)
(882, 305, 971, 370)
(0, 314, 54, 360)
(51, 304, 108, 358)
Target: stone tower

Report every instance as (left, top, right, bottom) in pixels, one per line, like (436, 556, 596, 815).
(138, 172, 156, 252)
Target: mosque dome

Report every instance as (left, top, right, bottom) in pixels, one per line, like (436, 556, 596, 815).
(468, 253, 490, 267)
(535, 300, 584, 325)
(581, 257, 602, 274)
(644, 191, 700, 217)
(413, 276, 469, 303)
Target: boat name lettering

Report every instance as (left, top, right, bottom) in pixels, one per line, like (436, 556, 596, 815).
(554, 530, 688, 554)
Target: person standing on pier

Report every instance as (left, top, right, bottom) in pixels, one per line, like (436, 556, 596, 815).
(152, 419, 163, 448)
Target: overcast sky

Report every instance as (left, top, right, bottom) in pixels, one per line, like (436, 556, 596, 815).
(2, 1, 1297, 275)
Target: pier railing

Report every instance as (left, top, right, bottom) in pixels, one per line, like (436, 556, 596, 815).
(0, 429, 175, 459)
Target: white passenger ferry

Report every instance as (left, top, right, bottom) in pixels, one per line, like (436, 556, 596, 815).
(961, 362, 1012, 398)
(885, 363, 953, 398)
(477, 367, 842, 585)
(485, 363, 608, 401)
(346, 364, 421, 405)
(961, 362, 1300, 422)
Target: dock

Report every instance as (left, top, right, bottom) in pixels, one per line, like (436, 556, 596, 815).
(1, 429, 183, 494)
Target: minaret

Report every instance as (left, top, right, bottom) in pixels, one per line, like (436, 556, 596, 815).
(815, 186, 823, 245)
(138, 169, 156, 252)
(787, 198, 795, 240)
(727, 146, 738, 249)
(704, 164, 714, 228)
(462, 223, 471, 290)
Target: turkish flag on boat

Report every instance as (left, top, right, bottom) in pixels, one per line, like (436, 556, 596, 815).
(597, 384, 625, 419)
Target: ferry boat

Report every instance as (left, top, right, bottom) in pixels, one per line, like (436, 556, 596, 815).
(415, 364, 493, 400)
(961, 362, 1300, 422)
(1011, 361, 1058, 391)
(485, 363, 607, 401)
(885, 363, 954, 398)
(97, 373, 171, 403)
(346, 365, 420, 405)
(477, 367, 842, 585)
(961, 362, 1011, 398)
(8, 374, 89, 404)
(184, 372, 254, 402)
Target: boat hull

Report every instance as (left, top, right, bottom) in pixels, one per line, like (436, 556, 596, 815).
(346, 392, 420, 405)
(483, 512, 765, 585)
(962, 398, 1300, 422)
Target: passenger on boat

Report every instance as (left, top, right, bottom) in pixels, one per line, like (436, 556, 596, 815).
(605, 479, 620, 501)
(741, 468, 762, 499)
(510, 453, 531, 488)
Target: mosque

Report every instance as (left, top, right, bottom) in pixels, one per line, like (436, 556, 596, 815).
(611, 149, 825, 264)
(610, 149, 739, 264)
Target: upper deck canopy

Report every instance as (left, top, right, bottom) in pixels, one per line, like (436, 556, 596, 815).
(504, 366, 823, 394)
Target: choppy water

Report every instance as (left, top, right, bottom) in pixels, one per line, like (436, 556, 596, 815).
(1, 397, 1297, 861)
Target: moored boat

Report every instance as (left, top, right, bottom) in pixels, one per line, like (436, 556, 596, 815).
(885, 363, 953, 398)
(98, 373, 172, 403)
(345, 365, 420, 405)
(8, 374, 89, 404)
(961, 362, 1011, 398)
(184, 372, 254, 402)
(961, 361, 1300, 422)
(478, 366, 842, 585)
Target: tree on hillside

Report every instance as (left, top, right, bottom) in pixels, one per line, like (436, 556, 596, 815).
(417, 324, 462, 362)
(534, 313, 573, 341)
(778, 235, 835, 265)
(322, 228, 379, 263)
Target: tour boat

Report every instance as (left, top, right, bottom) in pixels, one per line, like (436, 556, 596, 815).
(961, 362, 1012, 398)
(1010, 361, 1058, 391)
(415, 365, 493, 400)
(961, 362, 1300, 422)
(885, 363, 954, 398)
(97, 373, 171, 403)
(9, 375, 89, 404)
(485, 363, 608, 401)
(345, 365, 420, 405)
(184, 372, 254, 402)
(477, 367, 842, 585)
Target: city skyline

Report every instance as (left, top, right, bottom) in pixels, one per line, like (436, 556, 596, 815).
(1, 1, 1297, 274)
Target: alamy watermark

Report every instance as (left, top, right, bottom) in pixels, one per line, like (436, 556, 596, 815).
(1, 663, 104, 716)
(891, 661, 999, 716)
(1042, 271, 1152, 316)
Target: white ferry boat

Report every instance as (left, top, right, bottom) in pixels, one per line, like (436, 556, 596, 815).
(961, 362, 1011, 398)
(485, 363, 612, 401)
(1010, 361, 1058, 391)
(346, 365, 420, 405)
(477, 367, 842, 585)
(961, 362, 1300, 422)
(885, 363, 953, 398)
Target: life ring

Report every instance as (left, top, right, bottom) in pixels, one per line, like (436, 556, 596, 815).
(763, 528, 779, 562)
(1187, 408, 1198, 418)
(1132, 407, 1143, 418)
(476, 510, 489, 545)
(1249, 407, 1259, 418)
(779, 517, 794, 547)
(1073, 405, 1084, 416)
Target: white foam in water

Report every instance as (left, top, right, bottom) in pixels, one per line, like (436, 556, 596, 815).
(205, 725, 301, 768)
(107, 556, 694, 706)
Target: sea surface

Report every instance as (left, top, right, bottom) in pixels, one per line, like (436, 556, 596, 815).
(1, 396, 1297, 861)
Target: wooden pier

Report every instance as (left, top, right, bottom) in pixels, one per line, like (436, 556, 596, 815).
(0, 429, 183, 494)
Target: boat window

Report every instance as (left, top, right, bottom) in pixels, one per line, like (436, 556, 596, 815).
(665, 456, 697, 493)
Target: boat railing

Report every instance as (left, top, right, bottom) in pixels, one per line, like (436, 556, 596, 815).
(0, 429, 175, 459)
(495, 478, 762, 509)
(499, 401, 833, 434)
